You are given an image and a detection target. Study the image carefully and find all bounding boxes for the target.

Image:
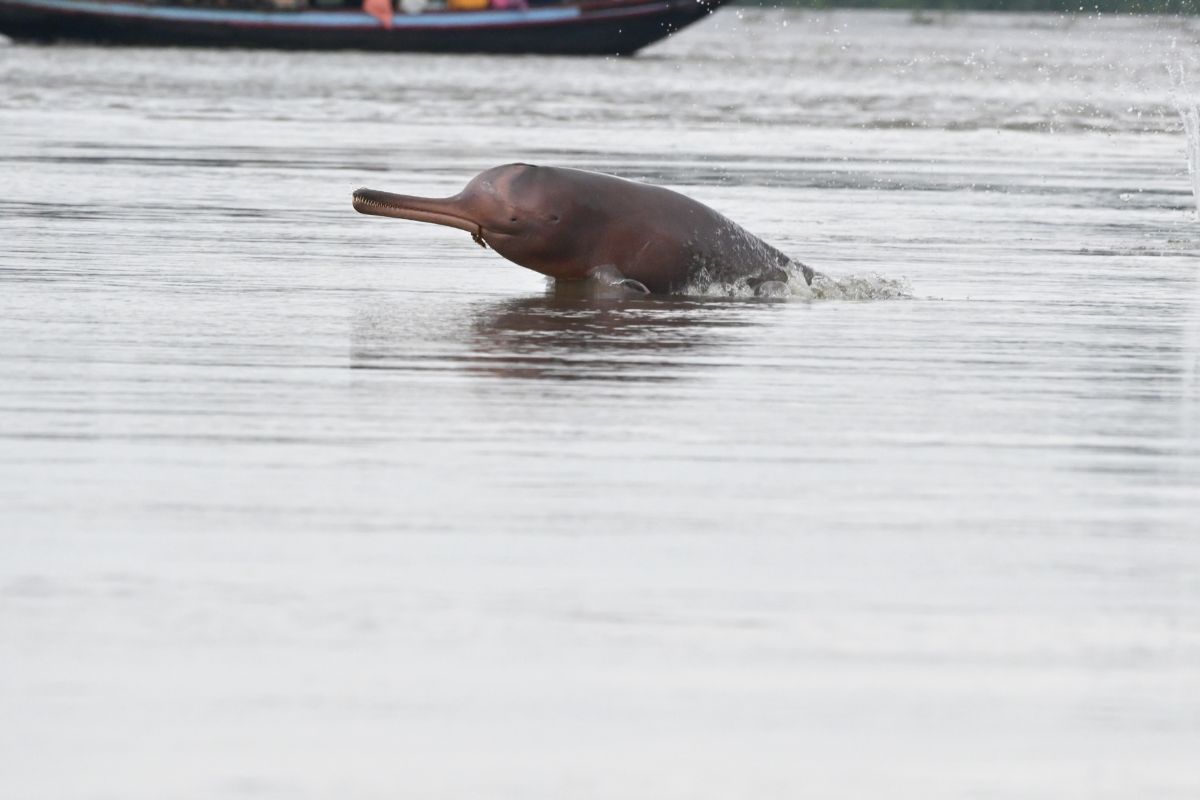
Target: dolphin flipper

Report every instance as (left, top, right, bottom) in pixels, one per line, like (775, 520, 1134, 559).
(587, 265, 650, 295)
(615, 278, 650, 294)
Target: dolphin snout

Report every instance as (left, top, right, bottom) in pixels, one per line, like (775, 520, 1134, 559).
(352, 187, 399, 214)
(352, 187, 479, 235)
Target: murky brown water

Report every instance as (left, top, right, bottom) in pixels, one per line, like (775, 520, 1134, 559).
(2, 9, 1199, 798)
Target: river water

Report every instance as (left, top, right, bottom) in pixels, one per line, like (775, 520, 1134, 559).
(2, 9, 1199, 798)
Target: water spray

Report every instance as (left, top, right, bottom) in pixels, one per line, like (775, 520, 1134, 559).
(1169, 60, 1200, 220)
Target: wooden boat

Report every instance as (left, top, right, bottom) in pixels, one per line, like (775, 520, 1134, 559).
(0, 0, 724, 55)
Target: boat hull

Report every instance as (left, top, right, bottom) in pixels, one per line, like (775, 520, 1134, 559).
(0, 0, 722, 54)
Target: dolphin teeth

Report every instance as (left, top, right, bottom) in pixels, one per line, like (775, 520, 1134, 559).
(354, 195, 393, 209)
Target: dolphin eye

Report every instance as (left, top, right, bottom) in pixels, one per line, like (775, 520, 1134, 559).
(510, 217, 518, 222)
(549, 214, 560, 222)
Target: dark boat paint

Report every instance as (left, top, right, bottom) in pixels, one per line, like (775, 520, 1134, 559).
(0, 0, 724, 54)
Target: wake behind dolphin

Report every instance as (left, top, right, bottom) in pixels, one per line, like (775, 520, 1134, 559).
(352, 163, 815, 297)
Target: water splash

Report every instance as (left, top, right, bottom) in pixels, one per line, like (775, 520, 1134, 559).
(1178, 107, 1200, 220)
(807, 272, 912, 301)
(683, 265, 910, 301)
(1169, 58, 1200, 443)
(1169, 60, 1200, 219)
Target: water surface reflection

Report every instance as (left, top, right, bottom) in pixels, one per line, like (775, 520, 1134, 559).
(352, 288, 772, 383)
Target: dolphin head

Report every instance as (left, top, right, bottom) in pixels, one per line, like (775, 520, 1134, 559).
(353, 163, 591, 279)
